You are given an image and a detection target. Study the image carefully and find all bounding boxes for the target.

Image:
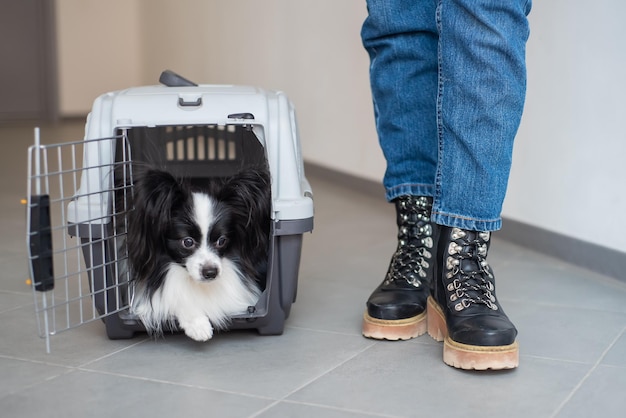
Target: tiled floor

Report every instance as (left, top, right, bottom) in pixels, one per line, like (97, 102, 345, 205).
(1, 121, 626, 418)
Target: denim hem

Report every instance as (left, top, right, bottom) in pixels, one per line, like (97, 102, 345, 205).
(385, 183, 435, 202)
(431, 211, 502, 232)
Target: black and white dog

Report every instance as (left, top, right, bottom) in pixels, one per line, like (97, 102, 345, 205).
(125, 166, 270, 341)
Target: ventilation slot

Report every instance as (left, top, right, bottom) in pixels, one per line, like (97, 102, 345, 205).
(164, 125, 237, 162)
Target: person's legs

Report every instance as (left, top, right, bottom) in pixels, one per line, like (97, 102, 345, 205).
(427, 0, 532, 370)
(362, 0, 439, 201)
(433, 0, 532, 231)
(361, 0, 439, 340)
(361, 0, 532, 369)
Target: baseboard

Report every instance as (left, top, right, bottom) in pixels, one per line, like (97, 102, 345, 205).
(498, 218, 625, 282)
(304, 161, 626, 283)
(304, 161, 386, 199)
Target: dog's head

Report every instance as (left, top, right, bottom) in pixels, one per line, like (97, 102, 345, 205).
(166, 191, 233, 282)
(127, 167, 270, 284)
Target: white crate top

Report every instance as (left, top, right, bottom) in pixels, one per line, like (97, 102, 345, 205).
(68, 84, 313, 225)
(87, 85, 278, 132)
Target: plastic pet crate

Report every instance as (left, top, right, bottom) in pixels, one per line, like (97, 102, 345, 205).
(26, 71, 313, 349)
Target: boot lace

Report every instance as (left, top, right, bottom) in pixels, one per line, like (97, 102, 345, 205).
(445, 228, 498, 312)
(384, 196, 433, 288)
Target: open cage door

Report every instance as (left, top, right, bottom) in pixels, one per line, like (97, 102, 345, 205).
(25, 129, 134, 352)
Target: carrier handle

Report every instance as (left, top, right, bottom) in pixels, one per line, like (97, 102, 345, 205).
(178, 97, 202, 107)
(159, 70, 198, 87)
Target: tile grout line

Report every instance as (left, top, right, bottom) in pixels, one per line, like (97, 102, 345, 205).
(549, 325, 626, 418)
(285, 324, 363, 337)
(498, 297, 626, 316)
(245, 341, 383, 418)
(76, 338, 150, 369)
(0, 337, 149, 372)
(520, 353, 601, 366)
(272, 399, 402, 418)
(74, 366, 278, 402)
(0, 366, 76, 403)
(0, 292, 36, 315)
(0, 353, 75, 370)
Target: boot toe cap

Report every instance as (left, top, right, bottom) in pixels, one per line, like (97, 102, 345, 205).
(449, 315, 518, 347)
(367, 291, 428, 320)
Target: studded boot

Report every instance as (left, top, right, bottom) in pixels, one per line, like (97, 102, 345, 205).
(362, 196, 438, 340)
(427, 226, 519, 370)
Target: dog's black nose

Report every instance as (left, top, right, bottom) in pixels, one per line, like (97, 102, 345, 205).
(201, 266, 218, 280)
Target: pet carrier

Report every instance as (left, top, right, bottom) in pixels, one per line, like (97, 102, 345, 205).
(26, 71, 313, 349)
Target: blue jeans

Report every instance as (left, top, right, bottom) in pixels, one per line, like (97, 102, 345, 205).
(362, 0, 532, 231)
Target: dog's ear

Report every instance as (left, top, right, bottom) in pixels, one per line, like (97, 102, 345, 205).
(219, 167, 271, 248)
(127, 168, 186, 277)
(219, 168, 270, 223)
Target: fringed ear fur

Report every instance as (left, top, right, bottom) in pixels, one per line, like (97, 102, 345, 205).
(218, 166, 271, 287)
(220, 168, 271, 231)
(127, 168, 186, 280)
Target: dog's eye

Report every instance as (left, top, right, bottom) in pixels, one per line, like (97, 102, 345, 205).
(181, 237, 196, 249)
(215, 235, 228, 249)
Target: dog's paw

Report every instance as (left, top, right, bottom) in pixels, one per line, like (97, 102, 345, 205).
(180, 317, 214, 342)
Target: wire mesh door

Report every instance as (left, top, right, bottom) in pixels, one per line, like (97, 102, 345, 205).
(26, 130, 133, 352)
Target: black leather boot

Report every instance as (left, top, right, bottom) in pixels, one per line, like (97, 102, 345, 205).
(428, 226, 519, 370)
(363, 196, 438, 340)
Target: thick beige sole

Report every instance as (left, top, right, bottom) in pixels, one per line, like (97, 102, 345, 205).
(427, 296, 519, 370)
(362, 311, 427, 341)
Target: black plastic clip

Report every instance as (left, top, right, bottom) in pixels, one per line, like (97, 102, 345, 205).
(228, 113, 255, 131)
(29, 195, 54, 291)
(227, 113, 255, 120)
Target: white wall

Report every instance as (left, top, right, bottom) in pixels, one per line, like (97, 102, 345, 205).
(503, 1, 626, 252)
(56, 0, 143, 116)
(55, 0, 626, 254)
(137, 0, 383, 184)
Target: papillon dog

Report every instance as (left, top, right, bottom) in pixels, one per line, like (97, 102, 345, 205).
(125, 165, 271, 341)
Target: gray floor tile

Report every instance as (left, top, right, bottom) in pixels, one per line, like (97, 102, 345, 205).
(0, 290, 32, 313)
(0, 369, 273, 418)
(255, 401, 396, 418)
(288, 272, 381, 337)
(507, 300, 626, 363)
(2, 120, 625, 418)
(495, 255, 626, 314)
(83, 327, 374, 399)
(288, 342, 591, 418)
(0, 304, 146, 366)
(554, 364, 626, 418)
(0, 259, 33, 295)
(601, 328, 626, 367)
(0, 357, 70, 397)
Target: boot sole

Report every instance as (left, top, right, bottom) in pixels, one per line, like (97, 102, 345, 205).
(362, 311, 427, 341)
(426, 296, 519, 370)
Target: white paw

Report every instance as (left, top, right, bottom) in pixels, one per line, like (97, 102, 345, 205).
(180, 317, 214, 341)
